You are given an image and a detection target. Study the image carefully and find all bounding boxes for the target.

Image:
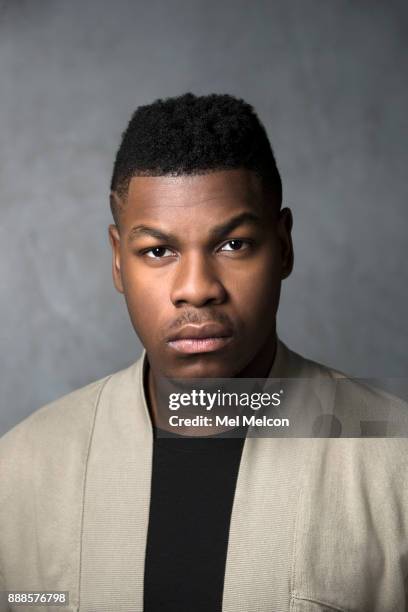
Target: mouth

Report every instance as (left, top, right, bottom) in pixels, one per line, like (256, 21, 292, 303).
(166, 323, 234, 354)
(167, 336, 233, 354)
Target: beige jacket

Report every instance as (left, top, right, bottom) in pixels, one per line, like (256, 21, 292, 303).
(1, 339, 408, 612)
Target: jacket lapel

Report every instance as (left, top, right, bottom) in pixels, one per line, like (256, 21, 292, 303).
(222, 340, 312, 612)
(79, 356, 152, 612)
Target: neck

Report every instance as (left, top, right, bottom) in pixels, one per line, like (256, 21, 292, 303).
(235, 331, 277, 378)
(144, 332, 278, 434)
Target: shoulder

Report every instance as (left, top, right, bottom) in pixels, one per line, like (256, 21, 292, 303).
(0, 357, 142, 472)
(0, 375, 108, 457)
(277, 339, 347, 380)
(279, 346, 408, 505)
(279, 339, 408, 441)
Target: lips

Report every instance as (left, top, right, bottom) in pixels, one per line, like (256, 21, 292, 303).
(166, 323, 234, 354)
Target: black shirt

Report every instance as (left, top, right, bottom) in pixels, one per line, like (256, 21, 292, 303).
(143, 426, 247, 611)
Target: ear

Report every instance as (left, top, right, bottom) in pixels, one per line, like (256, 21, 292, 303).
(108, 224, 124, 294)
(277, 207, 294, 280)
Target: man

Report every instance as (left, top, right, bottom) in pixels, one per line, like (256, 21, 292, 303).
(1, 93, 407, 612)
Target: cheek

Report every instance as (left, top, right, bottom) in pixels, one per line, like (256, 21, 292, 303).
(227, 251, 282, 320)
(233, 275, 280, 328)
(121, 261, 169, 342)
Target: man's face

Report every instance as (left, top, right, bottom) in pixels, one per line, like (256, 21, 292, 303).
(109, 169, 293, 378)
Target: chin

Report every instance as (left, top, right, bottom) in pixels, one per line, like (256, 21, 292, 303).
(166, 355, 240, 379)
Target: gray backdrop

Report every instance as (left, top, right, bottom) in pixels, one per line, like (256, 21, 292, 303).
(1, 0, 407, 436)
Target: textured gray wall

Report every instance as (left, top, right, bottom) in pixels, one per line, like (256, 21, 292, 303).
(1, 0, 407, 435)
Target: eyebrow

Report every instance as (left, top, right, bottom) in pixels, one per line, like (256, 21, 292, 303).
(127, 211, 262, 245)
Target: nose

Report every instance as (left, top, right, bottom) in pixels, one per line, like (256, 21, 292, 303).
(170, 251, 227, 307)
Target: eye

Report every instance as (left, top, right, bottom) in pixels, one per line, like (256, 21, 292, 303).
(219, 239, 250, 252)
(145, 246, 175, 258)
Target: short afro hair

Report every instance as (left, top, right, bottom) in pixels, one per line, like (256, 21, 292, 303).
(110, 92, 282, 225)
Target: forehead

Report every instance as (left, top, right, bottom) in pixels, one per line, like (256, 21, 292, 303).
(123, 169, 270, 222)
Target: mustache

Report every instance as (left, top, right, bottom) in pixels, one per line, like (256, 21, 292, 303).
(163, 310, 233, 337)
